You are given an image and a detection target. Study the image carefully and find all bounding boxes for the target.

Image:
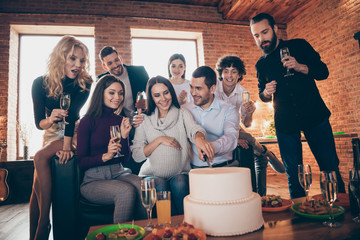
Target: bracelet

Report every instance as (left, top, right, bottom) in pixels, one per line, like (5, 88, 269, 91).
(62, 150, 73, 152)
(263, 89, 270, 97)
(48, 117, 54, 125)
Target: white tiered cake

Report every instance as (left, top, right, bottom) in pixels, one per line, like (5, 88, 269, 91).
(183, 167, 264, 236)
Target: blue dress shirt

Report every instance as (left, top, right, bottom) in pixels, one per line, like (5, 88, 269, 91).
(184, 97, 239, 167)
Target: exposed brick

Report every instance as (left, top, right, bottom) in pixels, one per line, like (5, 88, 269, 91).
(0, 0, 358, 168)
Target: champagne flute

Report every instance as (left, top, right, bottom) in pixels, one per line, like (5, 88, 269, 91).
(60, 93, 70, 130)
(141, 178, 157, 231)
(130, 91, 147, 126)
(110, 125, 124, 157)
(349, 168, 360, 223)
(298, 164, 312, 202)
(242, 91, 250, 103)
(280, 47, 294, 77)
(320, 171, 341, 228)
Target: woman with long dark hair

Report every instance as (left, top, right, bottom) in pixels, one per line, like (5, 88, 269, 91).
(168, 53, 192, 106)
(77, 75, 146, 223)
(131, 76, 214, 215)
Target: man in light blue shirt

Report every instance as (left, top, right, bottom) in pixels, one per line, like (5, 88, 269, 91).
(184, 66, 240, 167)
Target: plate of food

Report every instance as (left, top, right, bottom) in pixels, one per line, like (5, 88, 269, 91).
(291, 200, 345, 220)
(85, 224, 145, 240)
(261, 195, 294, 212)
(312, 193, 350, 208)
(143, 222, 206, 240)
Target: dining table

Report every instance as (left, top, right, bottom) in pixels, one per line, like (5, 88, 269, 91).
(87, 197, 360, 239)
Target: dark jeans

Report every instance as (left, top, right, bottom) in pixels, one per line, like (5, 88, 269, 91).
(144, 174, 189, 215)
(276, 118, 345, 199)
(254, 154, 268, 197)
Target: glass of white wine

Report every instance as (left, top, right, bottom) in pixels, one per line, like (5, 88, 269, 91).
(60, 93, 70, 130)
(349, 168, 360, 223)
(320, 171, 341, 228)
(280, 47, 294, 77)
(298, 164, 312, 202)
(242, 91, 250, 103)
(110, 125, 124, 157)
(141, 178, 157, 231)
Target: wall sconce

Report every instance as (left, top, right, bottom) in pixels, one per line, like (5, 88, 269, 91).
(354, 31, 360, 48)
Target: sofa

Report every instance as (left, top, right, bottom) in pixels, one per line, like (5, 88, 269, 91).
(50, 146, 255, 239)
(51, 156, 114, 240)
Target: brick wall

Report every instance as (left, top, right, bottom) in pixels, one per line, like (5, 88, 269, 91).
(0, 0, 359, 184)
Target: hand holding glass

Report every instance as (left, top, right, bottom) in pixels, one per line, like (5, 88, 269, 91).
(141, 179, 156, 231)
(242, 91, 250, 103)
(280, 47, 294, 77)
(298, 164, 312, 202)
(320, 171, 341, 228)
(349, 168, 360, 223)
(131, 91, 147, 126)
(60, 94, 70, 124)
(110, 125, 124, 157)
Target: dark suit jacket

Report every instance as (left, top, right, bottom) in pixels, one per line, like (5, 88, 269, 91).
(97, 64, 149, 106)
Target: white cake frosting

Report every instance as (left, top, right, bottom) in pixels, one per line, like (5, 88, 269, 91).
(183, 167, 264, 236)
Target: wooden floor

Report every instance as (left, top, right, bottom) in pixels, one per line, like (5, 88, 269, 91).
(0, 173, 320, 240)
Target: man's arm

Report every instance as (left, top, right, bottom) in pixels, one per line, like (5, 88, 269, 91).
(300, 39, 329, 80)
(211, 105, 240, 156)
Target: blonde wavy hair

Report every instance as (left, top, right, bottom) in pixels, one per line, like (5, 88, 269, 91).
(44, 35, 93, 98)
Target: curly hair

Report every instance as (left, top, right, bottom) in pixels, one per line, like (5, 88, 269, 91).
(215, 55, 246, 82)
(44, 35, 92, 98)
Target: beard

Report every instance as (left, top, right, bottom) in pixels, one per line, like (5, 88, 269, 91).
(193, 94, 211, 108)
(110, 64, 124, 76)
(260, 32, 278, 54)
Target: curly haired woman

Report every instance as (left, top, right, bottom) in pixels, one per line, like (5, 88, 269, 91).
(30, 36, 93, 239)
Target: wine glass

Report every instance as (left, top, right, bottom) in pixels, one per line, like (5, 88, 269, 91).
(242, 91, 250, 103)
(320, 171, 341, 228)
(298, 164, 312, 202)
(141, 178, 157, 231)
(280, 47, 294, 77)
(60, 93, 70, 130)
(130, 91, 147, 126)
(349, 168, 360, 223)
(109, 125, 124, 157)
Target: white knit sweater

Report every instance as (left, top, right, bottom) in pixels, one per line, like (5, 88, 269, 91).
(131, 106, 205, 179)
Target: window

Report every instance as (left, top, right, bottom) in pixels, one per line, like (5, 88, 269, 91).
(18, 35, 95, 157)
(132, 38, 197, 80)
(131, 29, 204, 80)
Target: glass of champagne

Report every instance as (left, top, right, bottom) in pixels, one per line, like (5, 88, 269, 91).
(320, 171, 341, 228)
(298, 164, 312, 202)
(141, 178, 157, 231)
(110, 125, 124, 157)
(349, 168, 360, 223)
(242, 91, 250, 103)
(280, 47, 294, 77)
(130, 91, 147, 126)
(60, 93, 71, 124)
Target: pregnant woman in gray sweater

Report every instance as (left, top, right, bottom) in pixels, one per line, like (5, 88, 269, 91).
(131, 76, 214, 215)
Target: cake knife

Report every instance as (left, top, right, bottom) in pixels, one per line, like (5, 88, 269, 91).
(204, 154, 212, 168)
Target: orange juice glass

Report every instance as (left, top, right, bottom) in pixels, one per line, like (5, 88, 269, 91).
(156, 191, 171, 225)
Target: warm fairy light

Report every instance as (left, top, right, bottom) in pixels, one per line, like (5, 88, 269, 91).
(261, 120, 271, 137)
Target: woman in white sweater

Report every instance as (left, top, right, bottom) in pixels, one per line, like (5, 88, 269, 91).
(131, 76, 213, 215)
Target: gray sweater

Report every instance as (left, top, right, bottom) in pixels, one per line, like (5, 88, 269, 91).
(131, 106, 205, 179)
